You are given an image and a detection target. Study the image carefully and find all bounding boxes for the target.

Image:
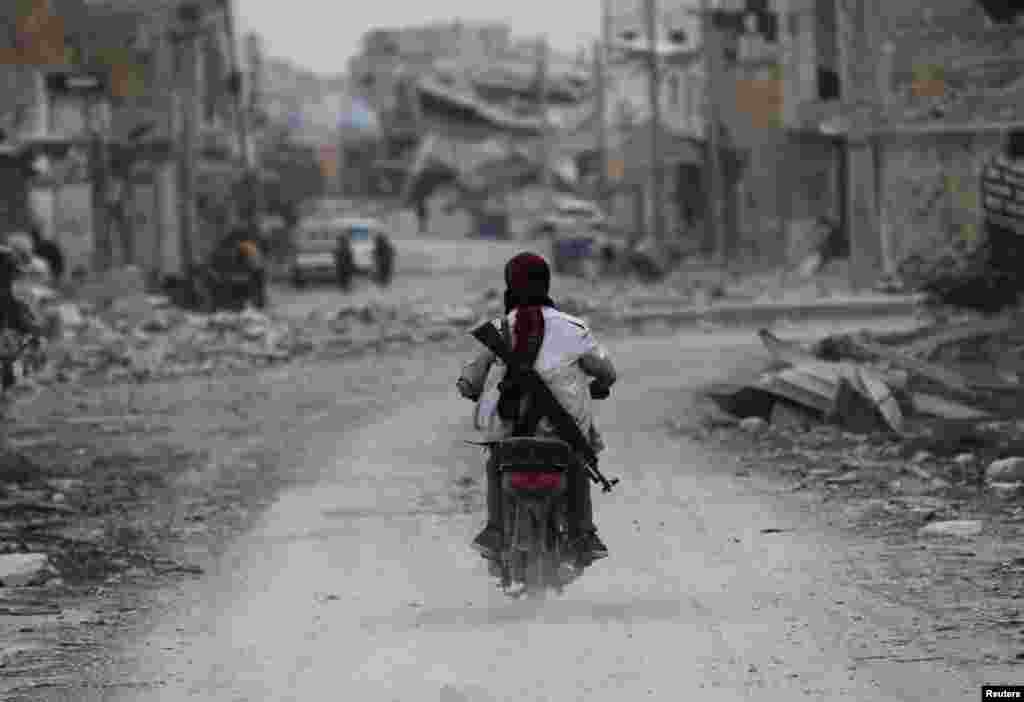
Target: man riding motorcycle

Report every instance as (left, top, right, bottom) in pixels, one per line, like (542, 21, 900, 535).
(457, 252, 617, 564)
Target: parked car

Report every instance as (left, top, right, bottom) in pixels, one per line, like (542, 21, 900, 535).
(290, 215, 389, 288)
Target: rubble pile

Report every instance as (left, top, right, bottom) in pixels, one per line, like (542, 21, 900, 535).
(2, 289, 500, 390)
(25, 291, 528, 387)
(36, 298, 316, 384)
(725, 264, 853, 305)
(699, 314, 1024, 502)
(553, 261, 864, 312)
(893, 239, 1022, 314)
(0, 439, 229, 593)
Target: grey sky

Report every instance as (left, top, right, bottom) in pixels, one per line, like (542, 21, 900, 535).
(237, 0, 604, 75)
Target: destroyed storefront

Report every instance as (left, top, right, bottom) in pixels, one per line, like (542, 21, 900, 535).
(0, 147, 37, 235)
(877, 130, 1005, 272)
(609, 121, 746, 251)
(195, 159, 239, 264)
(853, 3, 1022, 282)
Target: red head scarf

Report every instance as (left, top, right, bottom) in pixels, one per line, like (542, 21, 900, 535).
(504, 252, 552, 359)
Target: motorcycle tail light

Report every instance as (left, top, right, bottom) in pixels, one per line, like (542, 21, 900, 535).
(507, 472, 563, 490)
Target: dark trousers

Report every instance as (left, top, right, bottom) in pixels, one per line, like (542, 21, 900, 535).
(249, 269, 267, 309)
(986, 219, 1024, 281)
(485, 449, 595, 534)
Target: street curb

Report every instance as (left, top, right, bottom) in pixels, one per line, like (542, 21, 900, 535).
(616, 295, 925, 328)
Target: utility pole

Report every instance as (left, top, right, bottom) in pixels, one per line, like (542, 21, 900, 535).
(593, 39, 607, 207)
(700, 0, 726, 265)
(88, 87, 112, 272)
(835, 0, 883, 290)
(596, 0, 612, 210)
(174, 3, 202, 300)
(219, 0, 256, 225)
(536, 35, 553, 214)
(75, 29, 112, 272)
(643, 0, 666, 246)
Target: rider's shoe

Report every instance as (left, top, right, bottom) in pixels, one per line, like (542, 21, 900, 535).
(471, 525, 504, 560)
(575, 529, 609, 563)
(487, 560, 503, 579)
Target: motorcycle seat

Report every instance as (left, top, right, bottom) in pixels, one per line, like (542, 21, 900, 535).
(495, 436, 573, 471)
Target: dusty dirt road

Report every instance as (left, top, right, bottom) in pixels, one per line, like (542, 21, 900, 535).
(20, 322, 1019, 702)
(269, 237, 526, 320)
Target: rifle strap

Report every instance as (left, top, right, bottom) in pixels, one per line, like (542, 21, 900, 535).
(472, 322, 597, 468)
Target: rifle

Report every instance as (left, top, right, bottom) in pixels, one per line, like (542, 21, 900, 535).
(470, 321, 620, 493)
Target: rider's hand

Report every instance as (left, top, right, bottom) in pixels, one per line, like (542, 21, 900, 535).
(589, 380, 610, 399)
(457, 378, 480, 401)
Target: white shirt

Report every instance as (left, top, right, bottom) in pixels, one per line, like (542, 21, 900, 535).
(471, 307, 606, 444)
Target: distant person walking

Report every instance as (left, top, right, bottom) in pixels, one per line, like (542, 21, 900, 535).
(373, 233, 395, 287)
(29, 226, 64, 282)
(415, 198, 429, 235)
(335, 235, 354, 292)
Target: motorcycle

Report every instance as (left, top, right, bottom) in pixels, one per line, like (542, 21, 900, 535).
(472, 372, 617, 599)
(487, 435, 587, 599)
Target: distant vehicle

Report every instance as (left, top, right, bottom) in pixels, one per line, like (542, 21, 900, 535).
(290, 215, 389, 288)
(535, 197, 608, 234)
(339, 217, 380, 274)
(529, 198, 622, 278)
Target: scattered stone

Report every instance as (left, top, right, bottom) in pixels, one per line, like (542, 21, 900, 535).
(771, 401, 817, 432)
(48, 306, 312, 384)
(912, 451, 933, 464)
(904, 463, 936, 482)
(918, 520, 984, 539)
(52, 302, 85, 331)
(832, 376, 895, 435)
(987, 457, 1024, 484)
(989, 482, 1024, 498)
(954, 453, 976, 466)
(110, 295, 156, 327)
(740, 417, 769, 435)
(0, 553, 53, 587)
(826, 471, 861, 485)
(140, 312, 172, 333)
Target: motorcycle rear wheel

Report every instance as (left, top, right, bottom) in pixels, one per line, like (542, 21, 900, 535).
(522, 502, 564, 599)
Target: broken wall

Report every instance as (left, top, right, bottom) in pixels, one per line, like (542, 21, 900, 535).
(737, 138, 789, 263)
(780, 135, 839, 264)
(881, 0, 1024, 126)
(879, 132, 1002, 266)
